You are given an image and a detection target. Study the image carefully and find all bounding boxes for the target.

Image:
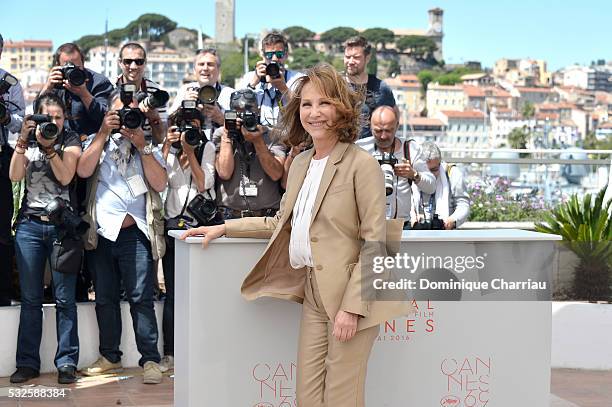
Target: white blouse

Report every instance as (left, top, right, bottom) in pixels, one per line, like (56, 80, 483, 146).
(289, 156, 329, 268)
(164, 142, 216, 219)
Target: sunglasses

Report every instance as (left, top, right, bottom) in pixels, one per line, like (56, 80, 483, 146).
(264, 50, 285, 60)
(121, 58, 145, 66)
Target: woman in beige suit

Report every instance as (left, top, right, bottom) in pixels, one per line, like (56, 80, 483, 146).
(182, 63, 409, 407)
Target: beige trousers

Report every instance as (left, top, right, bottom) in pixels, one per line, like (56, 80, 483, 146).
(296, 267, 379, 407)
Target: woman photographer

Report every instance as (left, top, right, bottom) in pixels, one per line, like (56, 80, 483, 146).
(181, 63, 410, 406)
(160, 111, 215, 371)
(9, 92, 82, 384)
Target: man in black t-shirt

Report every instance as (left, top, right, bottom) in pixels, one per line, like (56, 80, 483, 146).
(343, 36, 396, 139)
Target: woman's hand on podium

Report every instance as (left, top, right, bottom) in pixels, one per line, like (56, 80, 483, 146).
(180, 224, 227, 248)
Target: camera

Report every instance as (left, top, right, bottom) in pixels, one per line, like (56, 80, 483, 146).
(55, 63, 87, 89)
(227, 89, 260, 134)
(188, 85, 218, 105)
(137, 88, 169, 109)
(261, 62, 281, 83)
(0, 72, 18, 122)
(412, 214, 445, 230)
(376, 152, 398, 196)
(45, 197, 90, 237)
(177, 100, 203, 146)
(187, 193, 218, 226)
(224, 110, 243, 144)
(115, 83, 144, 131)
(28, 114, 60, 141)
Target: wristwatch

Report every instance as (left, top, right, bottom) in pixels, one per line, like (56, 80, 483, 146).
(141, 144, 153, 155)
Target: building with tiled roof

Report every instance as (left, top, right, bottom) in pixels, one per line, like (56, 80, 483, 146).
(0, 39, 53, 78)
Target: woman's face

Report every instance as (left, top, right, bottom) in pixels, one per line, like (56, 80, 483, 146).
(299, 82, 337, 142)
(40, 104, 65, 132)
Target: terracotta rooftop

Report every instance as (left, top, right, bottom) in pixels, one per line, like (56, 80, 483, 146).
(440, 110, 485, 119)
(428, 84, 463, 91)
(535, 112, 560, 121)
(4, 40, 53, 48)
(463, 85, 511, 98)
(407, 117, 445, 126)
(384, 74, 420, 88)
(516, 86, 554, 93)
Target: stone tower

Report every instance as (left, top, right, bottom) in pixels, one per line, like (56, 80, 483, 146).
(215, 0, 235, 44)
(427, 8, 444, 62)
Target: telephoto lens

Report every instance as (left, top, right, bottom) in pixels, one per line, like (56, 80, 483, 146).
(141, 89, 169, 109)
(120, 108, 144, 129)
(197, 85, 218, 104)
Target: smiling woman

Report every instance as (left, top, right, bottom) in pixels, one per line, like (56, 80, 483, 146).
(182, 63, 412, 406)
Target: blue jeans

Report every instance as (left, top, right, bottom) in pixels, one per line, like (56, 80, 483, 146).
(89, 225, 160, 366)
(14, 218, 79, 370)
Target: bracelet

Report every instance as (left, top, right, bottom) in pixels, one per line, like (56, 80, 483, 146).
(16, 138, 28, 150)
(46, 152, 57, 160)
(15, 148, 25, 155)
(247, 83, 257, 90)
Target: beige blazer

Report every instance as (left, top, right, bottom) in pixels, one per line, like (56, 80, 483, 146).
(226, 142, 413, 330)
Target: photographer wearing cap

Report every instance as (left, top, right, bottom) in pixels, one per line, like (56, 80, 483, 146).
(356, 106, 434, 228)
(169, 48, 233, 140)
(412, 141, 470, 230)
(238, 32, 304, 127)
(214, 89, 285, 219)
(77, 87, 167, 384)
(116, 42, 168, 145)
(0, 33, 25, 306)
(40, 43, 113, 136)
(8, 93, 83, 384)
(343, 36, 396, 139)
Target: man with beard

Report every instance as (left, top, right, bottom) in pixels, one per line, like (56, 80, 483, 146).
(343, 36, 396, 139)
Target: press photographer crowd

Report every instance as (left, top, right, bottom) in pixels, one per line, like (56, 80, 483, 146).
(0, 32, 470, 385)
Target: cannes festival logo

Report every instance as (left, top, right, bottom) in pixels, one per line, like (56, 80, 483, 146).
(441, 395, 461, 406)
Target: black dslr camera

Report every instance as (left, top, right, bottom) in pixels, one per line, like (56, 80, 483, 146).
(0, 72, 18, 122)
(136, 88, 169, 109)
(188, 85, 218, 105)
(55, 63, 87, 89)
(176, 100, 204, 146)
(115, 84, 144, 132)
(28, 114, 60, 142)
(376, 152, 398, 196)
(45, 197, 90, 237)
(261, 62, 281, 83)
(412, 214, 445, 230)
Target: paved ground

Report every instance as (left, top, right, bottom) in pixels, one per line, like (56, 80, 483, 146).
(0, 368, 608, 406)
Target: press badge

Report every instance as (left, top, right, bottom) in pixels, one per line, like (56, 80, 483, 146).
(126, 174, 148, 198)
(239, 182, 258, 197)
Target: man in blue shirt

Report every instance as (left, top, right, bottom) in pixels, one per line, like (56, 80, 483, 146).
(0, 33, 25, 306)
(39, 43, 113, 137)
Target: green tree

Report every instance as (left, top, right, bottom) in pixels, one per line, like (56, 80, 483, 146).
(290, 48, 330, 70)
(361, 27, 395, 49)
(387, 59, 400, 77)
(220, 50, 257, 87)
(282, 26, 315, 46)
(367, 49, 377, 75)
(508, 126, 531, 153)
(417, 70, 436, 95)
(396, 36, 437, 61)
(320, 27, 359, 50)
(125, 14, 177, 41)
(522, 101, 535, 119)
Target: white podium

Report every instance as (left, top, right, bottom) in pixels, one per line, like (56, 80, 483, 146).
(170, 229, 560, 407)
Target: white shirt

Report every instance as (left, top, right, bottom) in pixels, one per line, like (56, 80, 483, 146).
(355, 137, 435, 220)
(289, 156, 328, 268)
(83, 133, 167, 242)
(164, 142, 216, 219)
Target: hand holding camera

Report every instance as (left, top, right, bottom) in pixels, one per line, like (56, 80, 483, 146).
(120, 126, 146, 151)
(394, 160, 417, 180)
(100, 110, 121, 135)
(46, 64, 88, 97)
(20, 114, 60, 147)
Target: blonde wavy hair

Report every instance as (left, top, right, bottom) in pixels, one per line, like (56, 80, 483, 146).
(278, 63, 361, 147)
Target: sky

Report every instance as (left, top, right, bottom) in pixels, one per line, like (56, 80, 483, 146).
(2, 0, 610, 70)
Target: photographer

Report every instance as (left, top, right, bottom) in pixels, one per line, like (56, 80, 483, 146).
(40, 43, 113, 136)
(214, 89, 285, 219)
(8, 93, 82, 384)
(160, 109, 216, 372)
(116, 42, 168, 145)
(238, 32, 304, 127)
(356, 106, 435, 228)
(0, 33, 25, 306)
(169, 48, 233, 140)
(77, 87, 167, 384)
(412, 141, 470, 230)
(343, 36, 396, 139)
